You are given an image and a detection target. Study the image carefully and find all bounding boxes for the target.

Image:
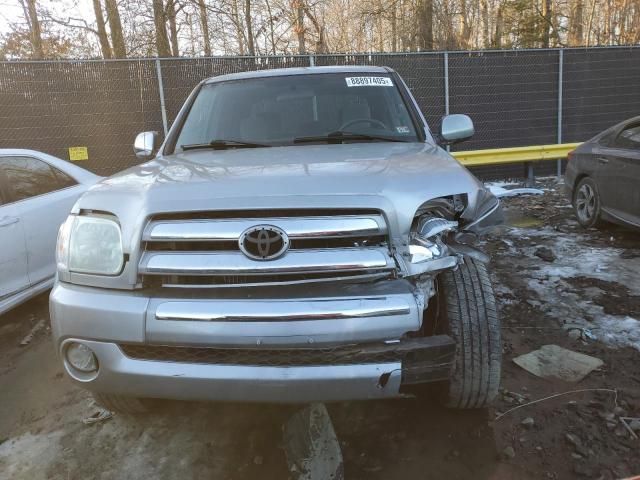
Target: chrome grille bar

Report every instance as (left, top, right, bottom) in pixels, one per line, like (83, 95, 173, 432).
(140, 247, 394, 276)
(154, 297, 411, 322)
(143, 215, 386, 242)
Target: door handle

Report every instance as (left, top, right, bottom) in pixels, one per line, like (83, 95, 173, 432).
(0, 216, 19, 227)
(597, 157, 609, 165)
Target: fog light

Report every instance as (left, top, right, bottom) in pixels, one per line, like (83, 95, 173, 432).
(66, 342, 98, 372)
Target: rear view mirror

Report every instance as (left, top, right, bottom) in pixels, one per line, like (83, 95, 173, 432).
(133, 131, 158, 159)
(440, 114, 474, 145)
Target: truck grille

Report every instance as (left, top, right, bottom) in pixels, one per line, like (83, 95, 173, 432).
(119, 344, 400, 366)
(139, 210, 395, 287)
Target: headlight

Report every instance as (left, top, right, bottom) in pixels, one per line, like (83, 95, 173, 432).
(57, 215, 124, 275)
(409, 216, 458, 264)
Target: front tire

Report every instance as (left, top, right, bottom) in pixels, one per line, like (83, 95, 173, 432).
(573, 177, 602, 228)
(437, 258, 501, 409)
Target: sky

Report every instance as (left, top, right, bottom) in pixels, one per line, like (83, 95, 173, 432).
(0, 0, 95, 35)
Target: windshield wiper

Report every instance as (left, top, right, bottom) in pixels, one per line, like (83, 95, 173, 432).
(293, 131, 409, 144)
(181, 139, 270, 151)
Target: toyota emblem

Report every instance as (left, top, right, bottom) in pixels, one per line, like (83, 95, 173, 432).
(239, 225, 290, 260)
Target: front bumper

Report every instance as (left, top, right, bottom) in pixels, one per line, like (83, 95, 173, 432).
(58, 336, 454, 403)
(50, 280, 454, 403)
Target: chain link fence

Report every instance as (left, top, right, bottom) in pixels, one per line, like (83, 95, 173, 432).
(1, 46, 639, 178)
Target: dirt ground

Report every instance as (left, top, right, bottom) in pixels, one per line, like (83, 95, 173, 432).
(1, 179, 639, 480)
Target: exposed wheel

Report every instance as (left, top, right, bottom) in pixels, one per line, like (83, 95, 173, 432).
(437, 257, 501, 409)
(92, 392, 149, 414)
(573, 177, 602, 228)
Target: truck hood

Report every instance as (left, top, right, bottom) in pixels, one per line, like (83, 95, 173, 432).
(78, 142, 487, 249)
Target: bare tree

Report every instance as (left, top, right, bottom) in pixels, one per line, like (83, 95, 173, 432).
(4, 0, 640, 59)
(418, 0, 433, 50)
(92, 0, 112, 58)
(264, 0, 278, 54)
(390, 0, 397, 52)
(303, 2, 326, 52)
(196, 0, 212, 56)
(105, 0, 127, 57)
(493, 2, 504, 48)
(541, 0, 552, 47)
(167, 0, 180, 55)
(19, 0, 44, 58)
(231, 0, 245, 54)
(244, 0, 255, 55)
(568, 0, 584, 45)
(153, 0, 172, 56)
(293, 0, 306, 54)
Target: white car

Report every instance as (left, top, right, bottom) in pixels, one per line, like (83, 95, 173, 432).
(0, 149, 100, 314)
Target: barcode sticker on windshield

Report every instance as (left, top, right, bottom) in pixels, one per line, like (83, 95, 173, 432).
(345, 77, 394, 87)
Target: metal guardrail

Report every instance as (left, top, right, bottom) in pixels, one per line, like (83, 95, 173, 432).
(452, 143, 582, 167)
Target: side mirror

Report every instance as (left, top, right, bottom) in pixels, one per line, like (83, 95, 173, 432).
(133, 131, 158, 159)
(440, 114, 474, 145)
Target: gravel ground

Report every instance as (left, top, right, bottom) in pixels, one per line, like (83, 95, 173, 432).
(1, 180, 639, 480)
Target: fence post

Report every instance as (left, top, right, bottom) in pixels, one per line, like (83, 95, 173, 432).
(556, 49, 564, 179)
(444, 52, 450, 152)
(444, 52, 450, 116)
(309, 54, 315, 67)
(155, 58, 169, 136)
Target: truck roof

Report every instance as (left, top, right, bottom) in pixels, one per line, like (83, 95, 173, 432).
(204, 65, 393, 84)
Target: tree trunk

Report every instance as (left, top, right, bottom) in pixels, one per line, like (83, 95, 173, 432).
(418, 0, 433, 50)
(459, 0, 471, 49)
(22, 0, 44, 59)
(153, 0, 172, 57)
(167, 0, 179, 56)
(376, 0, 384, 52)
(92, 0, 112, 58)
(244, 0, 255, 55)
(303, 3, 326, 53)
(481, 0, 490, 48)
(585, 0, 597, 47)
(569, 0, 584, 45)
(197, 0, 211, 56)
(104, 0, 126, 57)
(541, 0, 552, 47)
(265, 0, 277, 55)
(493, 4, 503, 48)
(390, 0, 397, 52)
(295, 0, 306, 54)
(231, 0, 245, 54)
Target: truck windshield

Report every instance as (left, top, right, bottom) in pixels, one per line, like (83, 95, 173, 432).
(174, 73, 421, 151)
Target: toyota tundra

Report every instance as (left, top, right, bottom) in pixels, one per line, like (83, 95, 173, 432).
(50, 66, 503, 413)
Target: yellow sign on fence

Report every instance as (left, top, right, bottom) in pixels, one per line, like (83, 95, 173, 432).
(68, 146, 88, 161)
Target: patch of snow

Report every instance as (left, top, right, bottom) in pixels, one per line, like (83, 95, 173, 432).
(500, 223, 640, 351)
(485, 180, 519, 189)
(489, 186, 545, 198)
(592, 316, 640, 351)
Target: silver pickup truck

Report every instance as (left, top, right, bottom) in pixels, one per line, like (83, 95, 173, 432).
(50, 66, 503, 413)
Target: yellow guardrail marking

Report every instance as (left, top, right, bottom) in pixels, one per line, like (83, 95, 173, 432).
(452, 142, 582, 167)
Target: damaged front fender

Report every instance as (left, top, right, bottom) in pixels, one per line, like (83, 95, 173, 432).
(461, 188, 504, 234)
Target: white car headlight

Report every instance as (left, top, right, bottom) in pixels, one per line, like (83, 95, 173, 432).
(409, 216, 458, 264)
(57, 215, 124, 276)
(409, 242, 443, 263)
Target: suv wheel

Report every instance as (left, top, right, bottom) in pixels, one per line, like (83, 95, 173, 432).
(437, 257, 501, 409)
(573, 177, 602, 228)
(92, 392, 149, 414)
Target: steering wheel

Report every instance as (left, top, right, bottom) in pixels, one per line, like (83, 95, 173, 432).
(339, 118, 389, 131)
